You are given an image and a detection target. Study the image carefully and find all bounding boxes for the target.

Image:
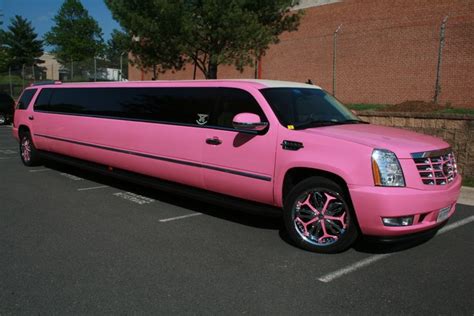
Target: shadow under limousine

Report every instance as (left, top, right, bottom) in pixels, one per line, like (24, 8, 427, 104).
(42, 159, 284, 231)
(40, 159, 440, 255)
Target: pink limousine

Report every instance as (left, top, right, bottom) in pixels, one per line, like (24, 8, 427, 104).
(12, 80, 461, 253)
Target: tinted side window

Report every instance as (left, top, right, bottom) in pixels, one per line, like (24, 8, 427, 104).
(34, 88, 54, 111)
(34, 87, 219, 126)
(17, 89, 37, 110)
(215, 88, 266, 128)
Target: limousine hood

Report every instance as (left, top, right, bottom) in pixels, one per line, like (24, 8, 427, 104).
(301, 123, 450, 158)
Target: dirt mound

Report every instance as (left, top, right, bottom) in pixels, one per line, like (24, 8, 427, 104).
(382, 101, 446, 112)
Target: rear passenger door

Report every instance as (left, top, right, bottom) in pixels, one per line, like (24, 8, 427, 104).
(201, 88, 277, 205)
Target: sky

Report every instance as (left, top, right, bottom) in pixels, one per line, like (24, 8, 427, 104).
(0, 0, 121, 51)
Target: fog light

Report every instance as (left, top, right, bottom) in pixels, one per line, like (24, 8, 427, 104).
(382, 216, 414, 226)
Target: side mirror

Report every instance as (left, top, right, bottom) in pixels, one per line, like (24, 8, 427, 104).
(232, 112, 268, 132)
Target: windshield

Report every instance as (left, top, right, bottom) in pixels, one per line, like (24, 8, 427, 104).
(260, 88, 362, 129)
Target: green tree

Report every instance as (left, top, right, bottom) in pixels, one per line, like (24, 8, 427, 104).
(2, 15, 44, 71)
(44, 0, 105, 64)
(106, 0, 303, 79)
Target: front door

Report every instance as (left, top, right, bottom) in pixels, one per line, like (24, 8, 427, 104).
(202, 88, 277, 205)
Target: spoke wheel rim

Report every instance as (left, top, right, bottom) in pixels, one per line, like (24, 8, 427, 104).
(21, 137, 31, 162)
(292, 189, 349, 247)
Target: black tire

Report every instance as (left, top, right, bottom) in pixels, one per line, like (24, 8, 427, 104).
(283, 176, 359, 253)
(19, 131, 41, 166)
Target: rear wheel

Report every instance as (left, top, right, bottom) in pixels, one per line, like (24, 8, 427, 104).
(284, 177, 358, 253)
(0, 113, 5, 125)
(20, 131, 41, 166)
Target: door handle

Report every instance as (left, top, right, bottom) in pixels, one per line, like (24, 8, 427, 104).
(28, 115, 34, 121)
(206, 137, 222, 145)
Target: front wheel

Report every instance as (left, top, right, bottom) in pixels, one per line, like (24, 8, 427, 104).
(284, 177, 359, 253)
(20, 132, 41, 166)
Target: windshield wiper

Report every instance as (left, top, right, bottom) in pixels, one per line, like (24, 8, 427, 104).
(292, 119, 368, 130)
(341, 119, 369, 124)
(292, 120, 341, 130)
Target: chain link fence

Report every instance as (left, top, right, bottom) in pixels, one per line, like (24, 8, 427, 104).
(0, 56, 128, 100)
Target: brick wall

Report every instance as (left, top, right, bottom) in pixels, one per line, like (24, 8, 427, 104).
(129, 0, 474, 108)
(357, 112, 474, 179)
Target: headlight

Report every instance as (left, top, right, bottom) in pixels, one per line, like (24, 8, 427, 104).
(371, 149, 405, 187)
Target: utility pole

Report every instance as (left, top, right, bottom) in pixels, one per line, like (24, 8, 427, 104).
(94, 57, 97, 82)
(193, 50, 198, 80)
(434, 16, 448, 104)
(70, 60, 74, 81)
(8, 66, 13, 96)
(119, 52, 126, 81)
(332, 24, 342, 96)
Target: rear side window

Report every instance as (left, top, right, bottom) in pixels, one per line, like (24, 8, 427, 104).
(34, 87, 218, 126)
(17, 89, 37, 110)
(32, 87, 266, 130)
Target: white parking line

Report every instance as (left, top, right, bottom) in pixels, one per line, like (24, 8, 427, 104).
(113, 192, 155, 205)
(159, 213, 203, 223)
(317, 215, 474, 283)
(29, 169, 50, 173)
(77, 185, 109, 191)
(59, 172, 83, 181)
(0, 149, 16, 154)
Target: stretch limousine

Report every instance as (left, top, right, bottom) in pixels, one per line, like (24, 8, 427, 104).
(13, 80, 461, 253)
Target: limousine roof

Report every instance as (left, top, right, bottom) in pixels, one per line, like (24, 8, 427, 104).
(30, 79, 322, 90)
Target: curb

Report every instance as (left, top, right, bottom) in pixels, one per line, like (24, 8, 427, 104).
(459, 186, 474, 206)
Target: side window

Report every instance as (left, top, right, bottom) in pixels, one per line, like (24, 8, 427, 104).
(101, 87, 218, 125)
(151, 88, 217, 126)
(31, 87, 219, 127)
(215, 88, 266, 129)
(34, 88, 54, 111)
(17, 89, 37, 110)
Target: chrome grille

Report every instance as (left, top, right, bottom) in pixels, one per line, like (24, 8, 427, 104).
(412, 149, 457, 185)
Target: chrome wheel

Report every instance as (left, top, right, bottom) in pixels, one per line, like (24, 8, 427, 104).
(292, 190, 348, 246)
(21, 137, 32, 163)
(0, 114, 5, 125)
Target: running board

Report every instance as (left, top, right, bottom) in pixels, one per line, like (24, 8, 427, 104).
(39, 150, 282, 217)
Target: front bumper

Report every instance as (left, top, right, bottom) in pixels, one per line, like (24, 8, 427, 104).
(349, 175, 461, 237)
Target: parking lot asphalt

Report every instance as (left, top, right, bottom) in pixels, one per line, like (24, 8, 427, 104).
(0, 125, 473, 315)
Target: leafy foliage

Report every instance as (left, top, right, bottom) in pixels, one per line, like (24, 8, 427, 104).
(106, 0, 303, 79)
(44, 0, 105, 64)
(1, 15, 44, 70)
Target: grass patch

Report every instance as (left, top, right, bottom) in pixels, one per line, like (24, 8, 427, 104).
(346, 103, 474, 115)
(463, 177, 474, 188)
(439, 108, 474, 115)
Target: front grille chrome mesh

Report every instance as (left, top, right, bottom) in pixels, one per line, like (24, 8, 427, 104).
(413, 151, 457, 185)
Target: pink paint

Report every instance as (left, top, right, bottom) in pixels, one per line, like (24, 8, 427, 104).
(12, 79, 461, 240)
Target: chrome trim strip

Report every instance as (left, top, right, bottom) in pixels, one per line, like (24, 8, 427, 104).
(411, 147, 452, 159)
(34, 133, 272, 182)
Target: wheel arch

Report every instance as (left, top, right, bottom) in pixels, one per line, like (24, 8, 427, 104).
(18, 125, 31, 137)
(281, 167, 361, 235)
(282, 167, 352, 207)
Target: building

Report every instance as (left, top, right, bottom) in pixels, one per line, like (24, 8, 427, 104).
(41, 53, 62, 81)
(128, 0, 474, 107)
